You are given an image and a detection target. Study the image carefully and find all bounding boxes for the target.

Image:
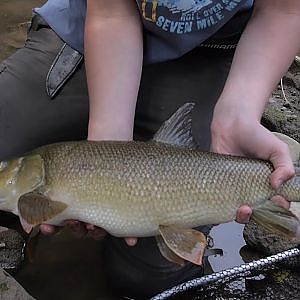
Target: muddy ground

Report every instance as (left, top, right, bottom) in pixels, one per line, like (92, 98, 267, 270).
(0, 0, 45, 62)
(263, 63, 300, 143)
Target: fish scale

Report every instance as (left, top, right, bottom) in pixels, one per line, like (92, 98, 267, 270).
(29, 140, 281, 236)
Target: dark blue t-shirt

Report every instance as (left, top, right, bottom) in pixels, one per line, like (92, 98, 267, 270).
(35, 0, 253, 64)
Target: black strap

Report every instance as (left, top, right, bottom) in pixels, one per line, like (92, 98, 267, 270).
(46, 43, 83, 99)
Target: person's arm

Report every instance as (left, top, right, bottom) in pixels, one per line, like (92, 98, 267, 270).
(211, 0, 300, 222)
(40, 0, 143, 242)
(85, 0, 143, 141)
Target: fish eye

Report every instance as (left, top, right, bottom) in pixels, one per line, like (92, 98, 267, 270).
(0, 161, 8, 172)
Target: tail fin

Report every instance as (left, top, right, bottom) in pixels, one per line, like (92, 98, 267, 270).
(252, 201, 300, 242)
(290, 168, 300, 220)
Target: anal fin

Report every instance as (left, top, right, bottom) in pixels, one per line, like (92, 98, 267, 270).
(18, 192, 67, 228)
(252, 201, 300, 241)
(158, 225, 207, 266)
(156, 235, 185, 266)
(290, 202, 300, 222)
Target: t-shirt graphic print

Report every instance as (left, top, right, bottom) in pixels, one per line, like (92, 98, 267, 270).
(136, 0, 250, 63)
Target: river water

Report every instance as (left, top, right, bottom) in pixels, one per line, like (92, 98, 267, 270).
(0, 1, 248, 299)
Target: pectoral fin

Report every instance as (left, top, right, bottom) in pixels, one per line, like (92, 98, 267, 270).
(19, 217, 34, 234)
(158, 225, 207, 265)
(18, 192, 67, 227)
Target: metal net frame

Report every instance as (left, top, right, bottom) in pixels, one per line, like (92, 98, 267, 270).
(151, 247, 300, 300)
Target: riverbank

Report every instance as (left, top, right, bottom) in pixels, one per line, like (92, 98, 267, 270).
(0, 0, 45, 61)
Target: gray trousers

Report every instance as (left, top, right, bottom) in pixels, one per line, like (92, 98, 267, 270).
(0, 15, 238, 299)
(0, 15, 235, 160)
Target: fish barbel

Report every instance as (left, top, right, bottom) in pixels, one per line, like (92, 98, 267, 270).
(0, 103, 299, 265)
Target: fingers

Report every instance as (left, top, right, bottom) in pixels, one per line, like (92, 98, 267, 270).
(269, 141, 295, 189)
(40, 224, 59, 235)
(236, 205, 252, 224)
(39, 221, 138, 245)
(85, 224, 107, 240)
(236, 196, 290, 225)
(40, 221, 106, 240)
(125, 237, 138, 246)
(65, 221, 107, 240)
(236, 195, 290, 224)
(271, 195, 290, 210)
(65, 220, 87, 238)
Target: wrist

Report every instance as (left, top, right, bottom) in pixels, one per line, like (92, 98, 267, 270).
(211, 104, 261, 145)
(88, 121, 133, 141)
(214, 94, 266, 123)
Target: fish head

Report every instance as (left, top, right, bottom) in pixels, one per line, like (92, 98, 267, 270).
(0, 155, 44, 214)
(0, 158, 23, 211)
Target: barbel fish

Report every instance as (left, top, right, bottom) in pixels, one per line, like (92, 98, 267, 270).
(0, 103, 299, 266)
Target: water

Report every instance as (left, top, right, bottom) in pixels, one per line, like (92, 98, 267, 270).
(1, 216, 247, 299)
(14, 229, 116, 300)
(209, 222, 246, 272)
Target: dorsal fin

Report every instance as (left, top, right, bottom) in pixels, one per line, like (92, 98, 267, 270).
(153, 103, 197, 149)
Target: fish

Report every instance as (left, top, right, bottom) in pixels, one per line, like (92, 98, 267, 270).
(0, 103, 299, 266)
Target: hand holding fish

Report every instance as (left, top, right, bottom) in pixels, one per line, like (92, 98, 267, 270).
(211, 104, 295, 217)
(40, 222, 138, 245)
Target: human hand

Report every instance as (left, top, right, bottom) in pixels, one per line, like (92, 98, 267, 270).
(40, 222, 137, 246)
(211, 105, 294, 224)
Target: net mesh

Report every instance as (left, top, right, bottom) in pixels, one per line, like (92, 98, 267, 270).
(152, 220, 300, 300)
(190, 253, 300, 300)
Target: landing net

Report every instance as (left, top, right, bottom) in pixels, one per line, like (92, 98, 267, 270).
(152, 221, 300, 300)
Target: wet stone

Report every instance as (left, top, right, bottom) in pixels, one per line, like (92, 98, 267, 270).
(243, 220, 300, 268)
(0, 228, 25, 270)
(283, 102, 291, 109)
(262, 62, 300, 143)
(0, 268, 35, 300)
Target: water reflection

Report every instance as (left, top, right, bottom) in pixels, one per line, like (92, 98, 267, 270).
(3, 221, 245, 300)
